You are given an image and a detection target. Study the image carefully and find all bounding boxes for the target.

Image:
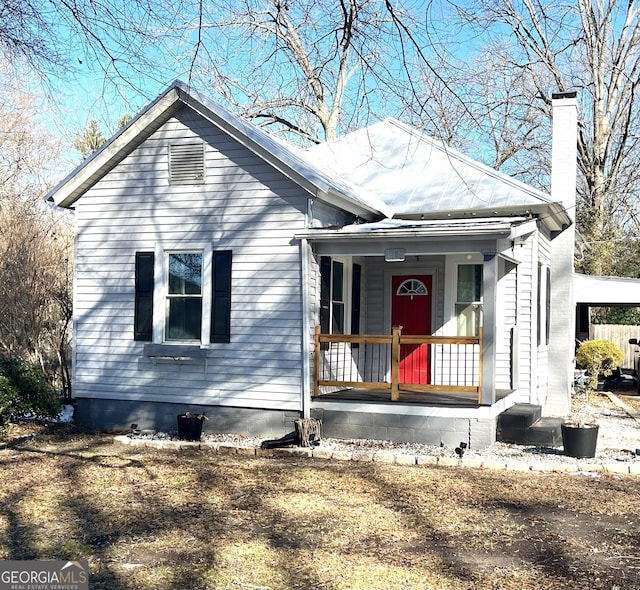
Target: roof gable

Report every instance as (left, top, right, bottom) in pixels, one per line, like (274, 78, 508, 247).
(308, 118, 569, 229)
(46, 81, 391, 219)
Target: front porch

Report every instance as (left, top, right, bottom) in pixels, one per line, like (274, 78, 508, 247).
(311, 327, 518, 448)
(298, 218, 543, 447)
(310, 389, 518, 449)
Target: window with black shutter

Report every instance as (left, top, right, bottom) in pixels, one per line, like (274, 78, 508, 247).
(134, 248, 232, 344)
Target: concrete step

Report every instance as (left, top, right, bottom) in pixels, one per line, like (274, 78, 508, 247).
(497, 404, 542, 443)
(525, 417, 563, 447)
(497, 404, 562, 447)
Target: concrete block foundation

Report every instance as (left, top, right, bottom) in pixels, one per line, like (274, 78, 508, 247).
(74, 397, 298, 439)
(311, 407, 497, 449)
(74, 398, 499, 449)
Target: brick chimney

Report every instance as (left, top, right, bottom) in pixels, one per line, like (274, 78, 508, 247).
(546, 91, 578, 416)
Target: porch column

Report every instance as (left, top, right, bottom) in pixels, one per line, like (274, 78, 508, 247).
(481, 253, 498, 405)
(299, 238, 313, 418)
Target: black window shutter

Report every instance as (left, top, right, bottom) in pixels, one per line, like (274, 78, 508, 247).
(211, 250, 232, 343)
(134, 252, 154, 341)
(351, 263, 361, 335)
(319, 256, 331, 335)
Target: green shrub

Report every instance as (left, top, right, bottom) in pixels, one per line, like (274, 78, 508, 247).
(575, 339, 625, 391)
(0, 354, 61, 436)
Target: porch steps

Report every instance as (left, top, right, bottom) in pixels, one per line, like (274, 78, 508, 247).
(497, 404, 563, 447)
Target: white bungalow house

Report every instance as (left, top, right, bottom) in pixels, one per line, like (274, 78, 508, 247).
(46, 81, 578, 448)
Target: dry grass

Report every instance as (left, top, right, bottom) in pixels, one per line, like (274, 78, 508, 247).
(2, 425, 640, 589)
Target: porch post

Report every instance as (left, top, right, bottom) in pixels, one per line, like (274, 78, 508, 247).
(481, 253, 498, 405)
(314, 325, 321, 397)
(299, 238, 313, 417)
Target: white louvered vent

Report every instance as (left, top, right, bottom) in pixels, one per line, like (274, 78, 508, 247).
(169, 143, 205, 185)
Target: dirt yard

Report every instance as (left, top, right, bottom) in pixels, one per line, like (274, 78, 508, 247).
(1, 420, 640, 590)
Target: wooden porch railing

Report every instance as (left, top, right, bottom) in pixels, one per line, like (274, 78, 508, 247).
(314, 325, 483, 403)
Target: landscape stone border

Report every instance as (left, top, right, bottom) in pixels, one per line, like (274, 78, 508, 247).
(113, 435, 640, 476)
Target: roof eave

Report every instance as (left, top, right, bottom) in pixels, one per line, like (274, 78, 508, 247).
(398, 203, 571, 233)
(296, 218, 529, 242)
(46, 86, 185, 208)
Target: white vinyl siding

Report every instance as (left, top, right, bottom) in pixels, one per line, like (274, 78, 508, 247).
(72, 105, 308, 410)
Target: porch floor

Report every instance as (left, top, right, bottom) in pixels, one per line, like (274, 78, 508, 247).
(314, 388, 513, 408)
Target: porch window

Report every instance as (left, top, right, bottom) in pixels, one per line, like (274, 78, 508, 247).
(134, 248, 232, 344)
(456, 264, 483, 336)
(320, 256, 360, 336)
(331, 260, 345, 333)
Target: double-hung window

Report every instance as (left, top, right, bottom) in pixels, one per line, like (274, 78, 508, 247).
(456, 264, 483, 337)
(134, 248, 232, 344)
(319, 256, 361, 336)
(166, 252, 203, 341)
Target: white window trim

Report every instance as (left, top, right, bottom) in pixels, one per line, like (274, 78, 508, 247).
(153, 243, 213, 345)
(444, 254, 484, 337)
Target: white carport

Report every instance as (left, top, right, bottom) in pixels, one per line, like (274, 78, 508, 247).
(575, 273, 640, 306)
(575, 273, 640, 347)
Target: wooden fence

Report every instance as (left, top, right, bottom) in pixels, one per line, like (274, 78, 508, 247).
(589, 324, 640, 370)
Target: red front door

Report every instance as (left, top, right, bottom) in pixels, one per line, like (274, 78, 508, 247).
(391, 275, 432, 385)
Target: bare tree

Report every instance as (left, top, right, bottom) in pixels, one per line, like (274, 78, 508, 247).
(172, 0, 426, 143)
(427, 0, 640, 275)
(0, 69, 73, 395)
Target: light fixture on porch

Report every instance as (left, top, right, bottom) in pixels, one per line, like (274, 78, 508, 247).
(385, 248, 406, 262)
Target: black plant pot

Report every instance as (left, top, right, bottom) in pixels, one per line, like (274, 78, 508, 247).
(177, 414, 204, 441)
(561, 423, 599, 459)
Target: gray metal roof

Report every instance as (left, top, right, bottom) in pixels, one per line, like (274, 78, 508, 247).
(46, 82, 569, 232)
(309, 119, 567, 225)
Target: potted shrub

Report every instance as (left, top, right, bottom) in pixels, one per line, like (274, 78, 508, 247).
(562, 339, 624, 458)
(177, 412, 208, 441)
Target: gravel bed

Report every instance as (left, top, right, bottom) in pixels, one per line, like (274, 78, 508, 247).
(128, 391, 640, 467)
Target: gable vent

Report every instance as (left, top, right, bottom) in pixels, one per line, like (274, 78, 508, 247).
(169, 143, 205, 185)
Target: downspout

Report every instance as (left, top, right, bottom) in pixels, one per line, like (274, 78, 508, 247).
(299, 236, 312, 419)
